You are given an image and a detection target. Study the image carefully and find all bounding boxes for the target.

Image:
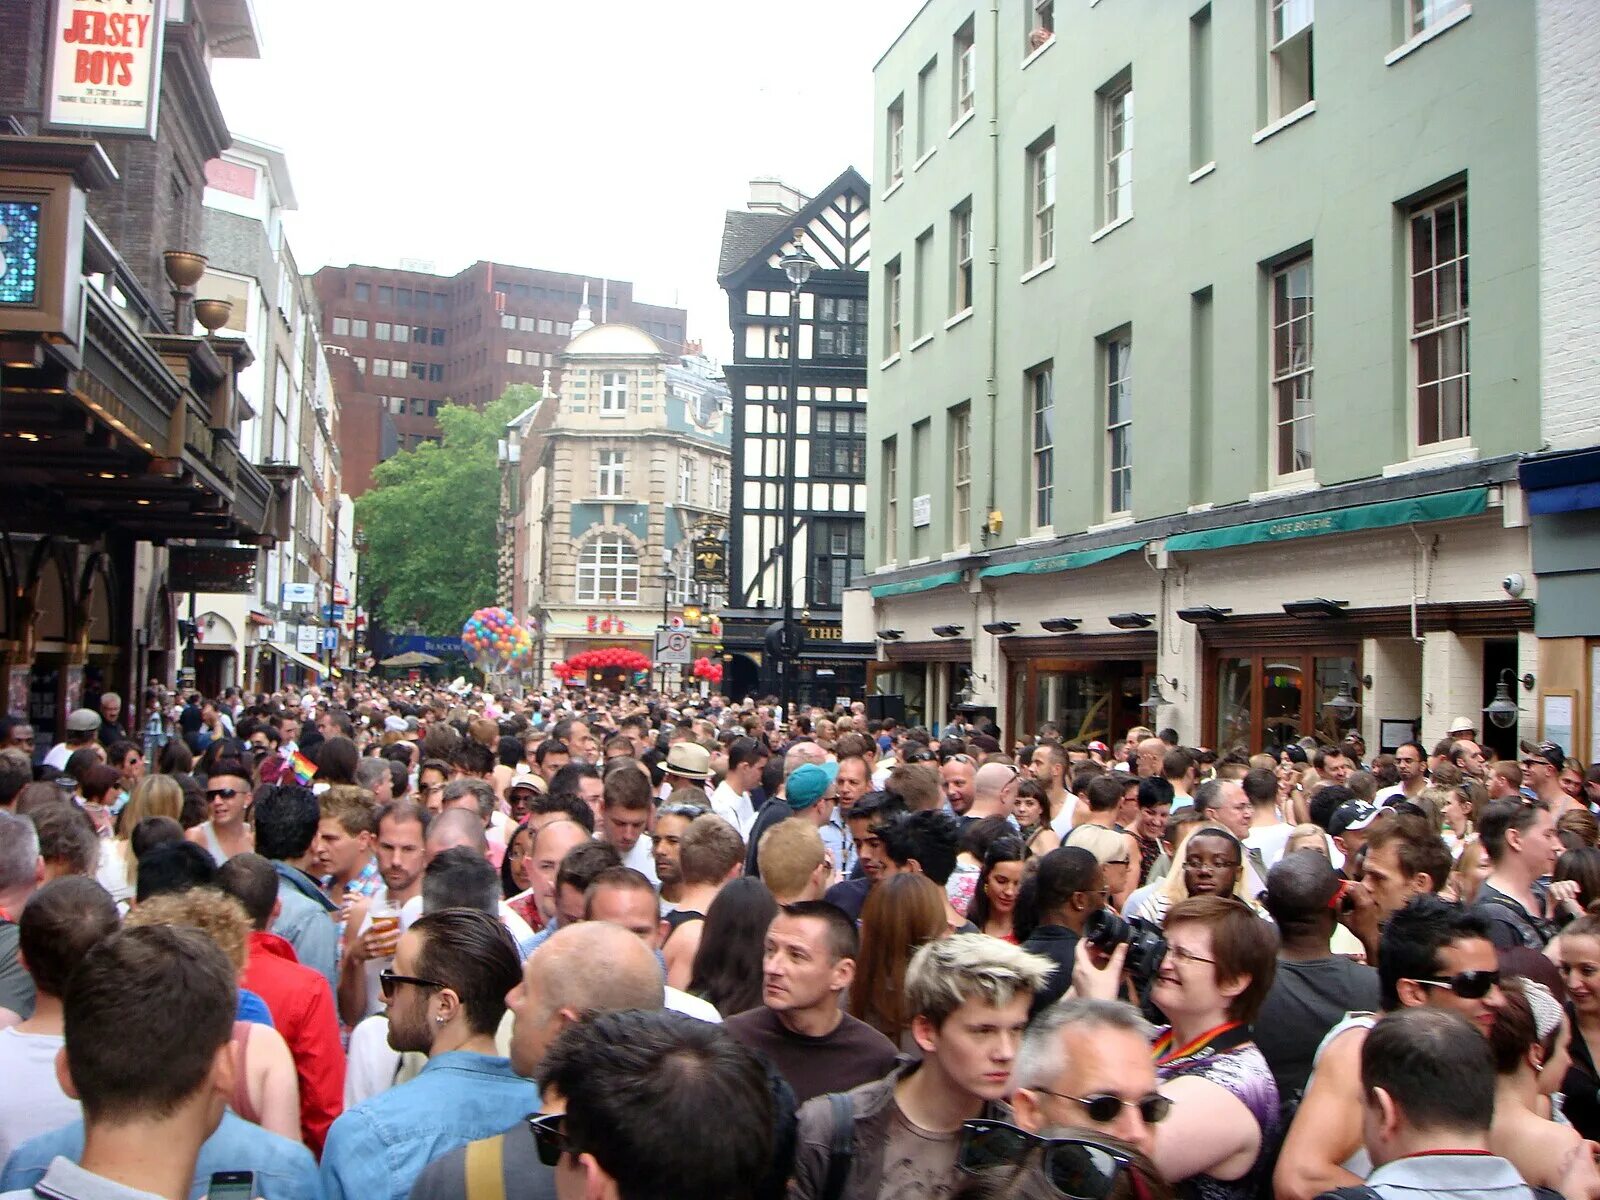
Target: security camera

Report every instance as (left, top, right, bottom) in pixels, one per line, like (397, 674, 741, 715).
(1502, 572, 1526, 598)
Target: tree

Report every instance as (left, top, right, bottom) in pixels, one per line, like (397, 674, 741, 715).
(355, 386, 538, 636)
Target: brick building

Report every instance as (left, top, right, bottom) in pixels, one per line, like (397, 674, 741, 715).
(310, 263, 687, 497)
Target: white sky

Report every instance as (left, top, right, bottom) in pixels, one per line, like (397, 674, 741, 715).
(211, 0, 922, 362)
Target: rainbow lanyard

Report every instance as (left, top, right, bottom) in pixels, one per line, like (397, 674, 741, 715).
(1154, 1020, 1245, 1068)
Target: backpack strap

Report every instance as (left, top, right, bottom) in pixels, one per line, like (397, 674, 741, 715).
(819, 1092, 855, 1200)
(465, 1134, 506, 1200)
(1312, 1189, 1381, 1200)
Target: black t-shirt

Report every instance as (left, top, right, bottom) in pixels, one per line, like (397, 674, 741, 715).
(1021, 924, 1080, 1018)
(1564, 1009, 1600, 1142)
(1476, 883, 1556, 949)
(1253, 955, 1381, 1101)
(723, 1005, 898, 1105)
(824, 876, 872, 922)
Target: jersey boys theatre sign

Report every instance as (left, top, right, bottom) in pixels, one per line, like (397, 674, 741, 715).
(44, 0, 168, 138)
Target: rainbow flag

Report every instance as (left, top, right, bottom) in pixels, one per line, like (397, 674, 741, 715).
(289, 750, 317, 787)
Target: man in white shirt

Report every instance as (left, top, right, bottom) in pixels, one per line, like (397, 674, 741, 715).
(0, 877, 120, 1163)
(43, 710, 101, 771)
(712, 736, 768, 838)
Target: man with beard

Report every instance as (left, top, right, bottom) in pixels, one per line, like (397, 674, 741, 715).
(339, 800, 432, 1025)
(321, 909, 531, 1200)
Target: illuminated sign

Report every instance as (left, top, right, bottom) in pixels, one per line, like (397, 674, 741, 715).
(44, 0, 168, 138)
(0, 203, 41, 306)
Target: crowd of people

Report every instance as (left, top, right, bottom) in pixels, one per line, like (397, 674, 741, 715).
(1, 682, 1599, 1200)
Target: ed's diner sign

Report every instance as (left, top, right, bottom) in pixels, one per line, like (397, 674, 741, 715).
(45, 0, 168, 138)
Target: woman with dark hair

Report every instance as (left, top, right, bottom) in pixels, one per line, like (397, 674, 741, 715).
(1560, 915, 1600, 1141)
(688, 876, 778, 1017)
(968, 836, 1027, 944)
(1555, 847, 1600, 919)
(849, 873, 947, 1047)
(1489, 975, 1594, 1195)
(1015, 779, 1061, 858)
(500, 821, 541, 932)
(155, 737, 194, 778)
(314, 735, 359, 786)
(951, 816, 1020, 918)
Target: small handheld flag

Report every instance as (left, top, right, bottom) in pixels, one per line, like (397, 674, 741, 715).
(290, 750, 317, 787)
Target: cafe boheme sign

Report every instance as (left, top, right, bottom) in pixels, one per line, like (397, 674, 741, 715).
(45, 0, 168, 138)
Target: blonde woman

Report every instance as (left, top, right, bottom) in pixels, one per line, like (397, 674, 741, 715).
(106, 774, 183, 903)
(125, 888, 302, 1143)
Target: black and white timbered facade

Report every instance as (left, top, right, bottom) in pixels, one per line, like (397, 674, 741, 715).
(716, 171, 874, 704)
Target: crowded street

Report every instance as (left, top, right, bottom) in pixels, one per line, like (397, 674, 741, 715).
(1, 2, 1599, 1199)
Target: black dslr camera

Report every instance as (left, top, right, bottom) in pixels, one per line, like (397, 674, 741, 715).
(1084, 908, 1168, 989)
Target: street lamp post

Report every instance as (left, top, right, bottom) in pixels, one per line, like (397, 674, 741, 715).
(777, 231, 816, 719)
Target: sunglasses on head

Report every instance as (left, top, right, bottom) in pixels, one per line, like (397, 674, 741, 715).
(206, 787, 244, 800)
(1414, 969, 1500, 1000)
(958, 1120, 1136, 1200)
(526, 1112, 572, 1168)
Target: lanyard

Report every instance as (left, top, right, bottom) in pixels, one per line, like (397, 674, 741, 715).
(1154, 1020, 1245, 1067)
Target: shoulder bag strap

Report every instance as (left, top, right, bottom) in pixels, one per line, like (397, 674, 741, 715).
(819, 1092, 855, 1200)
(465, 1134, 507, 1200)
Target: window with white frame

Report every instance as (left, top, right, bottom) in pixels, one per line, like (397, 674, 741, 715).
(393, 324, 410, 343)
(1268, 0, 1314, 120)
(1411, 0, 1467, 36)
(575, 535, 639, 603)
(952, 201, 973, 313)
(1271, 256, 1314, 476)
(888, 97, 905, 185)
(332, 316, 349, 336)
(600, 372, 628, 413)
(811, 520, 865, 608)
(501, 313, 516, 330)
(1029, 363, 1054, 528)
(678, 454, 695, 503)
(916, 59, 935, 159)
(883, 437, 899, 562)
(950, 403, 971, 547)
(1028, 0, 1054, 53)
(954, 19, 975, 119)
(372, 359, 390, 377)
(1105, 336, 1133, 516)
(1102, 83, 1134, 225)
(392, 360, 409, 379)
(1410, 190, 1469, 446)
(596, 449, 626, 498)
(507, 349, 523, 364)
(884, 259, 903, 357)
(668, 541, 696, 606)
(1028, 136, 1056, 267)
(710, 464, 726, 511)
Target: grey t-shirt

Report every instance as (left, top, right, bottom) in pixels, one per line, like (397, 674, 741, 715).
(0, 923, 33, 1020)
(1253, 955, 1381, 1101)
(407, 1123, 554, 1200)
(879, 1101, 961, 1200)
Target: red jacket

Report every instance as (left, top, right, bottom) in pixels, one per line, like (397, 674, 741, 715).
(241, 929, 345, 1155)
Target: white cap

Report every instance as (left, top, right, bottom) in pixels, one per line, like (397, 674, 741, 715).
(1447, 716, 1476, 735)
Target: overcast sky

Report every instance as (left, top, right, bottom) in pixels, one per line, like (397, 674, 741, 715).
(210, 0, 920, 361)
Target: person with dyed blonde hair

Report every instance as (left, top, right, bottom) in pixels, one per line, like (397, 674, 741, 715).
(756, 818, 829, 905)
(789, 933, 1053, 1200)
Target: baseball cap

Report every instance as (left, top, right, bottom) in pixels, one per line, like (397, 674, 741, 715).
(1520, 739, 1566, 770)
(1329, 801, 1381, 839)
(383, 715, 407, 733)
(785, 762, 839, 810)
(1087, 740, 1110, 754)
(65, 708, 102, 733)
(1447, 716, 1477, 735)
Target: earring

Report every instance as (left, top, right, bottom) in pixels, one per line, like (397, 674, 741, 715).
(434, 1015, 447, 1025)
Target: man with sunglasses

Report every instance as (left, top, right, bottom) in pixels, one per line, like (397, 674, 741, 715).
(940, 754, 978, 817)
(1275, 895, 1507, 1200)
(321, 909, 532, 1200)
(1010, 997, 1167, 1161)
(1519, 740, 1569, 810)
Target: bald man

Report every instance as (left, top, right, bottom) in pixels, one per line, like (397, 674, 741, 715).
(964, 761, 1022, 826)
(411, 922, 666, 1200)
(1133, 737, 1167, 778)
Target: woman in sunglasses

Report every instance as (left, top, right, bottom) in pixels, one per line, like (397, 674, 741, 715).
(1142, 895, 1279, 1200)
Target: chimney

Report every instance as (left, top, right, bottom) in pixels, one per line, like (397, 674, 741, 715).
(747, 178, 810, 216)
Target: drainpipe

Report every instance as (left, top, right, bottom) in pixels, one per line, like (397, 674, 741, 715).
(982, 0, 1002, 546)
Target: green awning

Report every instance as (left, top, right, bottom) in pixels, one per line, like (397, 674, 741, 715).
(871, 570, 962, 599)
(1165, 487, 1489, 553)
(979, 540, 1145, 580)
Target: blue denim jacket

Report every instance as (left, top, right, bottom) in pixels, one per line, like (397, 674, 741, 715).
(320, 1051, 537, 1200)
(0, 1112, 322, 1200)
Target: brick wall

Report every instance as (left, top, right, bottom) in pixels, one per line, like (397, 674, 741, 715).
(1539, 0, 1600, 450)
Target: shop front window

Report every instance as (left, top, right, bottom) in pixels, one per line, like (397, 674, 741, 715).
(874, 668, 927, 730)
(1215, 657, 1252, 756)
(1262, 659, 1305, 749)
(1035, 670, 1112, 745)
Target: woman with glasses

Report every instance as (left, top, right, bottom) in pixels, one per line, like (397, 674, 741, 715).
(500, 820, 541, 932)
(1141, 895, 1279, 1200)
(969, 836, 1027, 944)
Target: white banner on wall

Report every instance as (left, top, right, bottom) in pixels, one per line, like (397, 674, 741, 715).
(44, 0, 168, 138)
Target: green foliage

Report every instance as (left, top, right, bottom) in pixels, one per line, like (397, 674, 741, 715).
(355, 386, 538, 637)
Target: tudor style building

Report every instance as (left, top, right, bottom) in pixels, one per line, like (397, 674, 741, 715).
(716, 173, 874, 704)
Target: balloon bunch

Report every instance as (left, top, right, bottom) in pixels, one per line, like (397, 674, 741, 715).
(461, 607, 534, 673)
(692, 656, 724, 685)
(557, 647, 653, 678)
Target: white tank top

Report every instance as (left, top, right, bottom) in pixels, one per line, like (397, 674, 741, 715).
(1307, 1011, 1378, 1179)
